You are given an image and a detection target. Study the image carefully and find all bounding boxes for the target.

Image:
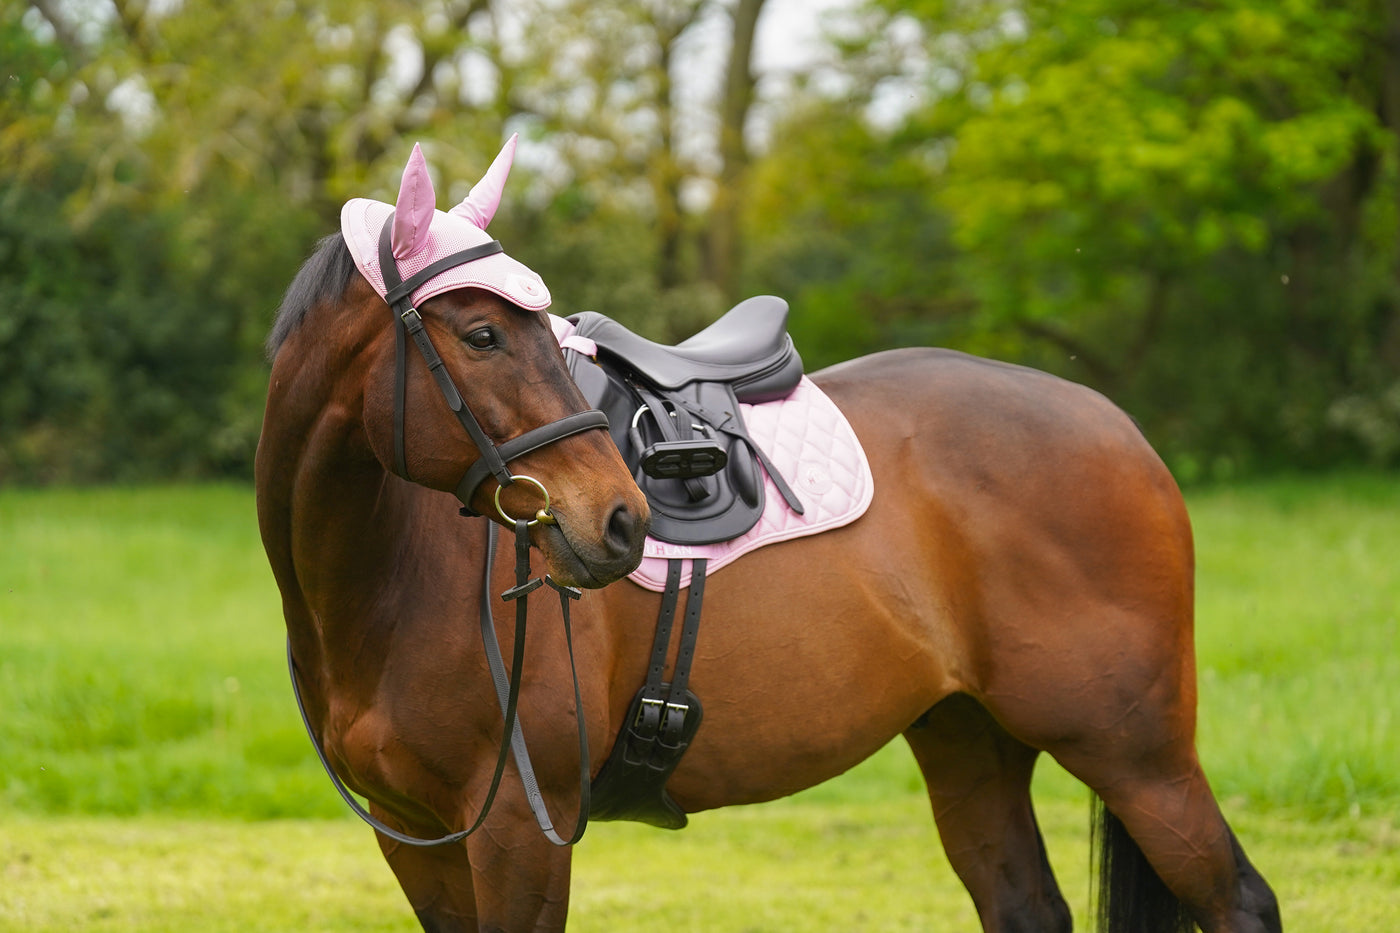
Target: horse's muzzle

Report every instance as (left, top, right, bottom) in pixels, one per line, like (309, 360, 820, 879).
(546, 498, 649, 588)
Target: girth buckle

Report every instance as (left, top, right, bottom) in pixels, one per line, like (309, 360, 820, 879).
(634, 696, 664, 729)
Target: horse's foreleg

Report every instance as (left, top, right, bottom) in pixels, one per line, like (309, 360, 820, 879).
(464, 819, 573, 933)
(376, 830, 479, 933)
(375, 816, 574, 933)
(904, 693, 1072, 933)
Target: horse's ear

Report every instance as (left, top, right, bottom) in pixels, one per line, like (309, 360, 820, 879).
(449, 133, 518, 230)
(391, 143, 437, 260)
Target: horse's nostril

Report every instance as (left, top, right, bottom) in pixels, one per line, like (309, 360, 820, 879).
(605, 503, 646, 556)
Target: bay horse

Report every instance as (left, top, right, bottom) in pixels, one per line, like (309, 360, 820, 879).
(255, 139, 1282, 932)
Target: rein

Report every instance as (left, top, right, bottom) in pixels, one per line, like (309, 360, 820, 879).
(287, 216, 605, 847)
(288, 518, 590, 848)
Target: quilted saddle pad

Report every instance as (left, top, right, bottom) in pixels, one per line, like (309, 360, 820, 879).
(626, 374, 874, 591)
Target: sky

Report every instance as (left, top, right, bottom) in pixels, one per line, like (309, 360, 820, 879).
(755, 0, 852, 72)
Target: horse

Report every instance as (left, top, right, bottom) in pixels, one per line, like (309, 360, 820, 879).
(255, 139, 1282, 933)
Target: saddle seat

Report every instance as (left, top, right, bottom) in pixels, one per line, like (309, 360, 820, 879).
(568, 296, 801, 402)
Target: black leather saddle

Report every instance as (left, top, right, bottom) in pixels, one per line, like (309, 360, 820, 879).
(565, 296, 806, 545)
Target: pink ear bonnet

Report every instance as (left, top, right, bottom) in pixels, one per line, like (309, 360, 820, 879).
(340, 135, 551, 311)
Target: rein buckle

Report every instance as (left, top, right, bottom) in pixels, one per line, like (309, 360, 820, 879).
(501, 577, 544, 601)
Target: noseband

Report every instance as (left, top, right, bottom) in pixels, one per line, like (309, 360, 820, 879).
(376, 217, 610, 520)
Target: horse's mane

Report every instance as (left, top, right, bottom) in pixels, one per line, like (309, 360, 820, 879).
(266, 232, 361, 360)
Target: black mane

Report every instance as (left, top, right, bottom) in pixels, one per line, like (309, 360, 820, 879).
(265, 232, 361, 360)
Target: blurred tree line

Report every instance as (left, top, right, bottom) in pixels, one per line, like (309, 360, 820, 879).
(2, 0, 1398, 484)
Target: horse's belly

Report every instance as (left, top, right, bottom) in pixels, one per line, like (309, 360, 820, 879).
(631, 527, 964, 809)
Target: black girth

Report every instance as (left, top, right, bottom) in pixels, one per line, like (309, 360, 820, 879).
(588, 558, 708, 828)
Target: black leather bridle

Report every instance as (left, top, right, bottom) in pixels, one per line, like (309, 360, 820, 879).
(287, 215, 612, 848)
(375, 217, 610, 517)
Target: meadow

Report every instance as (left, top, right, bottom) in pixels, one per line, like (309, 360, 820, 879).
(1, 476, 1397, 930)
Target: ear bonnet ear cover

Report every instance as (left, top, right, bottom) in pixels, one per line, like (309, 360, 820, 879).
(340, 134, 551, 311)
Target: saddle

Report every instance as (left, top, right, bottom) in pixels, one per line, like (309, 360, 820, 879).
(565, 296, 806, 546)
(561, 297, 811, 828)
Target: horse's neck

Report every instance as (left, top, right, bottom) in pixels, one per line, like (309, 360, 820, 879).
(259, 378, 482, 695)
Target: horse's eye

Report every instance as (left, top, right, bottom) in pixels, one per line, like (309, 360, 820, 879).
(465, 327, 497, 351)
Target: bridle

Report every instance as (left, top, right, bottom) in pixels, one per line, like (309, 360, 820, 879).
(374, 216, 610, 519)
(287, 215, 612, 848)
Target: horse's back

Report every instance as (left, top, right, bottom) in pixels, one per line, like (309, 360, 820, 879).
(614, 346, 1197, 809)
(810, 347, 1195, 740)
(815, 348, 1165, 482)
(814, 347, 1184, 537)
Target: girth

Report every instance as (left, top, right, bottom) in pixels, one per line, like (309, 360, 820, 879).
(589, 558, 707, 828)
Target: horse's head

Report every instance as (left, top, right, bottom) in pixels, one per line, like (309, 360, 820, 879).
(279, 137, 648, 587)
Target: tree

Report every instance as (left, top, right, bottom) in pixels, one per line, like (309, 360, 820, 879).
(511, 0, 769, 338)
(848, 0, 1400, 473)
(3, 0, 783, 479)
(8, 0, 517, 480)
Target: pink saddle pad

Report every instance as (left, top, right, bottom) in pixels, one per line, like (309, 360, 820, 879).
(627, 375, 874, 591)
(549, 314, 875, 592)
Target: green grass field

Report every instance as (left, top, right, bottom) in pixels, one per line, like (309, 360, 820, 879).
(1, 476, 1398, 930)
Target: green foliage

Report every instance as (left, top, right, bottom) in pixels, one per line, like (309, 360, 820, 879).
(744, 103, 971, 370)
(4, 0, 1400, 479)
(857, 0, 1400, 474)
(0, 152, 320, 482)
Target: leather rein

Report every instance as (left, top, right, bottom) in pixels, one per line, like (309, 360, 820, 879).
(287, 215, 609, 848)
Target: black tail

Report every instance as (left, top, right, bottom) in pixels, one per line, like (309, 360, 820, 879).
(1092, 797, 1195, 933)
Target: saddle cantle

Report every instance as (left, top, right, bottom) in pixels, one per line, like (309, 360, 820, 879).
(565, 297, 806, 546)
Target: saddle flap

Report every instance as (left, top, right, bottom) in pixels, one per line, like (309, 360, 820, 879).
(570, 351, 769, 545)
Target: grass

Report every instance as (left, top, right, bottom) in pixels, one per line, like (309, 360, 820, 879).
(0, 485, 333, 818)
(1189, 475, 1400, 817)
(1, 475, 1398, 929)
(1, 794, 1398, 931)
